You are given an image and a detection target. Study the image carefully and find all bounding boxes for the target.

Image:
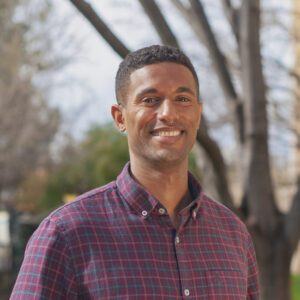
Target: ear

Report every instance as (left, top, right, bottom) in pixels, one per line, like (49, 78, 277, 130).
(111, 105, 126, 132)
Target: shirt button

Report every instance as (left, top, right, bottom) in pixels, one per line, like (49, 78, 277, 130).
(184, 289, 190, 296)
(142, 210, 148, 217)
(175, 236, 180, 244)
(192, 211, 197, 219)
(158, 208, 165, 214)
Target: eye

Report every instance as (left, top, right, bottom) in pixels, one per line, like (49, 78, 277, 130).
(176, 96, 191, 102)
(142, 96, 161, 104)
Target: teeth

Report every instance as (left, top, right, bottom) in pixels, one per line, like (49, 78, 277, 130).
(157, 131, 180, 137)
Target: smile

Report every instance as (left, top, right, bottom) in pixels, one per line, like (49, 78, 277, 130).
(152, 130, 181, 137)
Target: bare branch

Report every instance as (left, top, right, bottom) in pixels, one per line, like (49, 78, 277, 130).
(266, 57, 300, 84)
(188, 0, 238, 103)
(196, 117, 236, 212)
(221, 0, 240, 42)
(138, 0, 179, 47)
(171, 0, 204, 41)
(69, 0, 130, 58)
(206, 114, 234, 129)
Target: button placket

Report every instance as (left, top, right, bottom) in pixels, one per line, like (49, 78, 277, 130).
(174, 232, 192, 298)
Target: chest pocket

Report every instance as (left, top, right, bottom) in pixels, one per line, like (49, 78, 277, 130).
(205, 268, 247, 299)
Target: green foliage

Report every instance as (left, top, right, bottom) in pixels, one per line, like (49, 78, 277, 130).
(41, 123, 129, 210)
(292, 275, 300, 300)
(188, 149, 201, 182)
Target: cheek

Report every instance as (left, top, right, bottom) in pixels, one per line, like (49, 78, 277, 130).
(183, 110, 201, 126)
(125, 111, 147, 135)
(135, 110, 155, 128)
(192, 110, 201, 126)
(134, 110, 148, 122)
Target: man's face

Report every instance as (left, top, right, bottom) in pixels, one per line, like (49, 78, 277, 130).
(112, 62, 202, 167)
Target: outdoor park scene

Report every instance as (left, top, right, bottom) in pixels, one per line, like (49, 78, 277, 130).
(0, 0, 300, 299)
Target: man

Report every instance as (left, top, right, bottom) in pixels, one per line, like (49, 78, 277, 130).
(11, 45, 259, 299)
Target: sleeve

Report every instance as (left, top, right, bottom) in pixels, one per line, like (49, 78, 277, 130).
(10, 217, 78, 299)
(246, 235, 260, 300)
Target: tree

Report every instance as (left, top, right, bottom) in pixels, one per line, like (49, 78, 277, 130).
(67, 1, 300, 299)
(0, 0, 61, 209)
(40, 124, 129, 211)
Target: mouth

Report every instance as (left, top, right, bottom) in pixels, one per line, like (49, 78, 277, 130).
(152, 130, 182, 137)
(150, 127, 185, 142)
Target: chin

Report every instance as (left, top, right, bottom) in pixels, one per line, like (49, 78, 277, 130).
(146, 151, 187, 166)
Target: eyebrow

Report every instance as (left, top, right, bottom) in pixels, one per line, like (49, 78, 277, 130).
(136, 88, 158, 99)
(176, 86, 196, 95)
(136, 86, 196, 99)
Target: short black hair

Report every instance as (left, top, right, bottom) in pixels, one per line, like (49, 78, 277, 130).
(115, 45, 199, 105)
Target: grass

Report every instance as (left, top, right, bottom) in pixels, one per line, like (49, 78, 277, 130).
(292, 275, 300, 300)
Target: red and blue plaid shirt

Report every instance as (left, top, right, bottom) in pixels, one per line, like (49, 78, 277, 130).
(11, 162, 259, 299)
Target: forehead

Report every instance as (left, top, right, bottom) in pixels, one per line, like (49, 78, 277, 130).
(127, 62, 198, 97)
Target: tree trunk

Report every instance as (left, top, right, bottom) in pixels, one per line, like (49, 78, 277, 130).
(237, 1, 295, 298)
(253, 229, 292, 300)
(239, 0, 277, 233)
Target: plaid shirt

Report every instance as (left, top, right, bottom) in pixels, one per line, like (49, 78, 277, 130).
(11, 162, 259, 299)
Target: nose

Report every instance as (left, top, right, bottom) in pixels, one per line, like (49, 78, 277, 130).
(157, 98, 178, 124)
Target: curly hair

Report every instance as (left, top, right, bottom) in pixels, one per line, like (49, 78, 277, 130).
(115, 45, 199, 105)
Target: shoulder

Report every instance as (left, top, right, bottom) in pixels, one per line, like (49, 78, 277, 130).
(200, 193, 250, 241)
(188, 172, 246, 232)
(42, 180, 119, 233)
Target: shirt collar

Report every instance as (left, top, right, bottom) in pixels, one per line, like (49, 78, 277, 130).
(186, 170, 204, 218)
(116, 162, 203, 218)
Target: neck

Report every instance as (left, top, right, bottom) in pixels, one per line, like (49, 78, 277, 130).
(130, 157, 191, 223)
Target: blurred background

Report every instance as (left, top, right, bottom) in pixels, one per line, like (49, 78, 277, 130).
(0, 0, 300, 299)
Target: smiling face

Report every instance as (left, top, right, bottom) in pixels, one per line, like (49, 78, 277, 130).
(111, 62, 202, 168)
